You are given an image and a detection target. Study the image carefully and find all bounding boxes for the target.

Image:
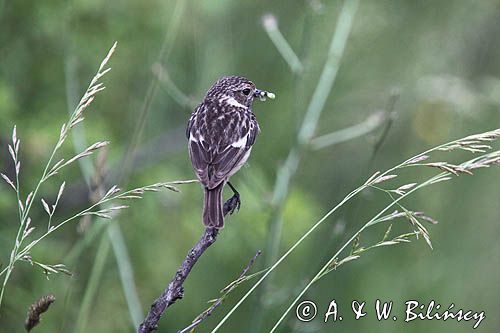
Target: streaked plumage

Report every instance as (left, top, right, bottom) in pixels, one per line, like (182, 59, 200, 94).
(187, 76, 265, 228)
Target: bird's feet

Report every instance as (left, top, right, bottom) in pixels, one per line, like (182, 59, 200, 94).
(223, 192, 241, 216)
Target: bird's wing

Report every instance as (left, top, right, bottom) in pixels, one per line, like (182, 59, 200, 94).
(187, 106, 259, 189)
(187, 104, 211, 185)
(207, 113, 259, 188)
(207, 143, 250, 187)
(186, 106, 198, 139)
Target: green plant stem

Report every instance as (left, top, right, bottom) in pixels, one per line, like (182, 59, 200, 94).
(211, 130, 497, 332)
(297, 0, 360, 144)
(64, 42, 144, 328)
(109, 1, 186, 325)
(262, 15, 303, 73)
(0, 180, 192, 311)
(210, 186, 365, 333)
(154, 63, 193, 108)
(267, 173, 442, 332)
(15, 167, 22, 222)
(310, 111, 387, 150)
(1, 165, 24, 307)
(255, 0, 360, 328)
(14, 197, 111, 260)
(269, 144, 499, 330)
(64, 221, 108, 264)
(0, 42, 116, 310)
(73, 235, 111, 333)
(0, 126, 66, 308)
(107, 222, 144, 327)
(264, 0, 359, 273)
(307, 90, 399, 300)
(117, 0, 186, 185)
(12, 181, 186, 265)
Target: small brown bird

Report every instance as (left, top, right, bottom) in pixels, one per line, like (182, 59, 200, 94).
(186, 76, 274, 228)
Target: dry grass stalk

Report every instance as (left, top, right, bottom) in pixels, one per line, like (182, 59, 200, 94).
(24, 294, 56, 331)
(0, 42, 195, 311)
(212, 128, 499, 333)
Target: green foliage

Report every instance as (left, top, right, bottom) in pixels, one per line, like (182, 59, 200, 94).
(1, 1, 499, 333)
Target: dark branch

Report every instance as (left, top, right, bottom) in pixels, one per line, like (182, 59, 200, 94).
(138, 201, 237, 333)
(177, 251, 262, 333)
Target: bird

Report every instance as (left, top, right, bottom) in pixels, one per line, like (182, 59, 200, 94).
(186, 75, 274, 228)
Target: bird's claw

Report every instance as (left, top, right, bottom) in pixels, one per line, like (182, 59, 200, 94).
(223, 193, 241, 216)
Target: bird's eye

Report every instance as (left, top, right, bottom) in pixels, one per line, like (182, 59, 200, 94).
(242, 88, 251, 96)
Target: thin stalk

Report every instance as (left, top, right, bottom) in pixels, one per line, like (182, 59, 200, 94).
(12, 181, 193, 262)
(210, 186, 364, 333)
(0, 121, 71, 307)
(297, 0, 360, 144)
(73, 235, 111, 333)
(153, 63, 193, 108)
(1, 153, 23, 306)
(268, 173, 442, 332)
(64, 221, 108, 264)
(107, 222, 144, 327)
(0, 42, 116, 308)
(117, 0, 186, 185)
(211, 129, 498, 332)
(63, 41, 143, 328)
(255, 0, 360, 328)
(264, 0, 360, 274)
(308, 90, 399, 298)
(310, 111, 387, 150)
(262, 14, 303, 74)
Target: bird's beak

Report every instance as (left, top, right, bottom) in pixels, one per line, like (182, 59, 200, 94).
(254, 89, 276, 101)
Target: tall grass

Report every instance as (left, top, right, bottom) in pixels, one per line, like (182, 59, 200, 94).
(0, 43, 194, 314)
(0, 42, 116, 307)
(64, 42, 143, 328)
(210, 128, 500, 332)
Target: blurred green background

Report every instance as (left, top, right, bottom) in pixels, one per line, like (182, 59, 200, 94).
(1, 0, 499, 332)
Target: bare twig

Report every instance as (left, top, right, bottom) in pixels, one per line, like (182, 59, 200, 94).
(138, 203, 236, 333)
(177, 251, 262, 333)
(138, 228, 218, 333)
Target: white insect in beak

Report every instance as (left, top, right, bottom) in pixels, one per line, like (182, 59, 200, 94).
(254, 89, 276, 101)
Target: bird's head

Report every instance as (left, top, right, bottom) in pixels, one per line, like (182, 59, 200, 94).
(205, 75, 275, 108)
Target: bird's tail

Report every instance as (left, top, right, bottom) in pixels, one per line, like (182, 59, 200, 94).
(203, 183, 224, 229)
